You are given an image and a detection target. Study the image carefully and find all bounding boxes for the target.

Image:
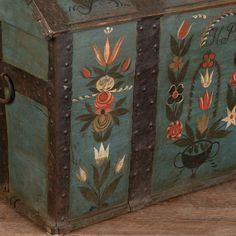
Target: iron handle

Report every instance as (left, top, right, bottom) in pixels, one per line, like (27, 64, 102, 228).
(0, 73, 15, 104)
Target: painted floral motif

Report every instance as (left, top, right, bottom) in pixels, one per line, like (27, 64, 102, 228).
(73, 27, 131, 211)
(166, 18, 192, 140)
(166, 18, 236, 177)
(222, 107, 236, 129)
(222, 53, 236, 129)
(201, 52, 216, 68)
(167, 121, 183, 140)
(75, 27, 133, 142)
(198, 90, 213, 111)
(200, 69, 214, 88)
(169, 56, 183, 72)
(177, 20, 193, 40)
(77, 143, 126, 210)
(168, 84, 184, 104)
(231, 71, 236, 86)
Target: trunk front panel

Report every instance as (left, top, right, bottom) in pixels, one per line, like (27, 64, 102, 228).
(70, 22, 137, 218)
(152, 6, 236, 197)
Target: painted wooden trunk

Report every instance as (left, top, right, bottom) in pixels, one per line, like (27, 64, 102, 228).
(0, 0, 236, 234)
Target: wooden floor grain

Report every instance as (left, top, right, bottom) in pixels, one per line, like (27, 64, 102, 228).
(1, 179, 236, 236)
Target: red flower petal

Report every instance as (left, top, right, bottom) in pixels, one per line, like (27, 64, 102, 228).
(209, 53, 216, 60)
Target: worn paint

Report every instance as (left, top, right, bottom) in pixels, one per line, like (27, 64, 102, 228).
(70, 22, 137, 218)
(152, 6, 236, 196)
(5, 93, 48, 218)
(2, 22, 48, 80)
(57, 0, 136, 24)
(0, 0, 44, 38)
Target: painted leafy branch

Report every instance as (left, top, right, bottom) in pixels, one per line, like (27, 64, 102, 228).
(76, 29, 133, 142)
(221, 53, 236, 129)
(77, 98, 129, 142)
(77, 143, 126, 210)
(166, 20, 193, 141)
(174, 119, 231, 148)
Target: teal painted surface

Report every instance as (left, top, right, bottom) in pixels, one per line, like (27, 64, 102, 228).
(152, 6, 236, 194)
(6, 93, 48, 217)
(70, 22, 137, 217)
(57, 0, 136, 23)
(0, 0, 43, 38)
(2, 22, 48, 80)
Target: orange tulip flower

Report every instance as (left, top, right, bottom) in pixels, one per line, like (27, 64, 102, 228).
(199, 90, 213, 111)
(177, 20, 192, 40)
(92, 37, 125, 67)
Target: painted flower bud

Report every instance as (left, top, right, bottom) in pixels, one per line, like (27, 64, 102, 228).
(177, 20, 192, 40)
(82, 67, 91, 79)
(77, 167, 88, 183)
(121, 58, 132, 72)
(115, 156, 126, 174)
(230, 71, 236, 86)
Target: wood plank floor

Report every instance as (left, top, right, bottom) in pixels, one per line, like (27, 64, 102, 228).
(1, 179, 236, 235)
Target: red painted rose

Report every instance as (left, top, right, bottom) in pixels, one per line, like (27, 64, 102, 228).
(230, 71, 236, 86)
(167, 121, 183, 140)
(94, 92, 114, 114)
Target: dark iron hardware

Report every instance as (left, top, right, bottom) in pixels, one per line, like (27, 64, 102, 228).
(0, 73, 15, 104)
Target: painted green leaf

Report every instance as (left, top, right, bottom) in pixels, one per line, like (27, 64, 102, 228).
(179, 39, 185, 52)
(79, 187, 98, 205)
(85, 102, 93, 114)
(227, 84, 236, 110)
(80, 120, 93, 132)
(112, 115, 120, 126)
(166, 104, 176, 122)
(93, 131, 103, 142)
(174, 138, 193, 147)
(175, 102, 184, 120)
(180, 36, 193, 56)
(170, 35, 180, 56)
(101, 161, 110, 187)
(207, 130, 231, 139)
(89, 87, 99, 94)
(93, 127, 112, 142)
(101, 176, 122, 204)
(92, 165, 100, 191)
(185, 122, 195, 141)
(234, 53, 236, 67)
(178, 60, 189, 83)
(168, 68, 177, 85)
(111, 108, 129, 116)
(115, 97, 127, 109)
(102, 127, 112, 141)
(93, 67, 105, 76)
(113, 81, 124, 90)
(87, 78, 99, 87)
(78, 113, 96, 121)
(112, 72, 124, 79)
(194, 143, 199, 154)
(208, 118, 222, 133)
(108, 64, 120, 75)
